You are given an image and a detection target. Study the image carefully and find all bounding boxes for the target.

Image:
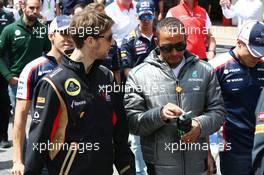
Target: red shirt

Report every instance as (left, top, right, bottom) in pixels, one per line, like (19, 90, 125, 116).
(169, 1, 208, 59)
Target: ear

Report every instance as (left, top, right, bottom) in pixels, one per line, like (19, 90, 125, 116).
(83, 36, 94, 47)
(48, 33, 55, 41)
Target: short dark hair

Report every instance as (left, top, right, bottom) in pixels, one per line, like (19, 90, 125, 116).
(156, 17, 185, 40)
(0, 0, 4, 8)
(70, 9, 114, 49)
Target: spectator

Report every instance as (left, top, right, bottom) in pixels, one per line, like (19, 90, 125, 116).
(121, 0, 157, 78)
(166, 0, 216, 61)
(11, 15, 74, 175)
(124, 17, 226, 175)
(0, 0, 14, 149)
(253, 89, 264, 175)
(25, 10, 135, 175)
(209, 21, 264, 175)
(105, 0, 139, 47)
(220, 0, 263, 29)
(0, 0, 51, 123)
(39, 0, 60, 25)
(121, 1, 157, 174)
(151, 0, 164, 21)
(60, 0, 92, 15)
(163, 0, 179, 16)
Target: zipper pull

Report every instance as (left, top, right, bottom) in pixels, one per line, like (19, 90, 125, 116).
(176, 86, 182, 93)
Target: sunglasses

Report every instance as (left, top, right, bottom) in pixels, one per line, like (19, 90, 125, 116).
(139, 15, 155, 21)
(159, 42, 186, 53)
(96, 34, 113, 42)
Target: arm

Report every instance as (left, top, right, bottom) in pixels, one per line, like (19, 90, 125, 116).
(112, 85, 136, 175)
(158, 0, 164, 21)
(206, 30, 216, 61)
(205, 13, 216, 60)
(124, 73, 166, 136)
(0, 26, 12, 81)
(192, 68, 226, 137)
(55, 1, 61, 16)
(252, 89, 264, 174)
(120, 38, 134, 78)
(111, 44, 121, 85)
(24, 79, 60, 174)
(12, 99, 31, 174)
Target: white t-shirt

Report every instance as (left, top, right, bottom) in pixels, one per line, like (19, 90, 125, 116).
(221, 0, 263, 29)
(105, 0, 139, 48)
(40, 0, 56, 22)
(172, 58, 185, 78)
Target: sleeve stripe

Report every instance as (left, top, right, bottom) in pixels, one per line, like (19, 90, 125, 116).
(50, 106, 62, 141)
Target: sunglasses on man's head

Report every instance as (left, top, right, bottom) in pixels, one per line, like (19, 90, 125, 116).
(159, 42, 187, 53)
(139, 15, 155, 21)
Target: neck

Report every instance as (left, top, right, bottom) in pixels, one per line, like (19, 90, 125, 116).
(47, 48, 63, 64)
(183, 0, 194, 10)
(119, 0, 131, 10)
(232, 47, 240, 59)
(70, 48, 95, 73)
(23, 16, 35, 27)
(140, 26, 153, 36)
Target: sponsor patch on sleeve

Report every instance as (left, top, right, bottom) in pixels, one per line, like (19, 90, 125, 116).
(255, 124, 264, 134)
(37, 97, 46, 103)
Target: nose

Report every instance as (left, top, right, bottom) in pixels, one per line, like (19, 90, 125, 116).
(170, 48, 178, 56)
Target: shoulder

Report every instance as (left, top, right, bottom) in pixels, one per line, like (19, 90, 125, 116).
(20, 56, 49, 77)
(209, 52, 235, 70)
(105, 2, 117, 14)
(98, 64, 115, 82)
(122, 30, 137, 44)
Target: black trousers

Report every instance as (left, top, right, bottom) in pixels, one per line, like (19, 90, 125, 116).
(0, 75, 11, 141)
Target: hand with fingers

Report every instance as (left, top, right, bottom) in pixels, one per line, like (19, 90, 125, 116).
(181, 119, 201, 143)
(11, 162, 25, 175)
(160, 103, 184, 122)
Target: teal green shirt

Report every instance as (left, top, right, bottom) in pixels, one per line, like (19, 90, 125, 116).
(0, 17, 51, 81)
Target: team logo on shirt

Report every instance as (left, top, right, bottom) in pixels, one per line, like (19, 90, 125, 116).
(65, 78, 81, 96)
(192, 71, 198, 78)
(37, 97, 46, 103)
(257, 112, 264, 122)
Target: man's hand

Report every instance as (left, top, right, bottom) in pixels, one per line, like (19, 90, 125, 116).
(220, 0, 231, 8)
(181, 119, 201, 143)
(11, 162, 25, 175)
(161, 103, 183, 121)
(9, 77, 19, 85)
(158, 13, 163, 21)
(207, 150, 216, 175)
